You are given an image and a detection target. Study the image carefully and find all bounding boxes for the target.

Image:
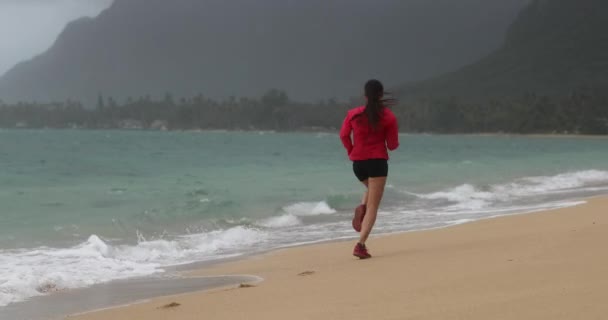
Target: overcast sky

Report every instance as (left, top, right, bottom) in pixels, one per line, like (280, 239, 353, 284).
(0, 0, 113, 76)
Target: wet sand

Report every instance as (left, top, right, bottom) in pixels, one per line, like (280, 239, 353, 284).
(0, 275, 258, 320)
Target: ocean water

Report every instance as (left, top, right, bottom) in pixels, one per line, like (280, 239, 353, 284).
(1, 129, 608, 308)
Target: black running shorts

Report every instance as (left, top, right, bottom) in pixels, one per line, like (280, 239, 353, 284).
(352, 159, 388, 182)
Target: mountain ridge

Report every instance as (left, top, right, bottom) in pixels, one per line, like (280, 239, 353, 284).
(0, 0, 529, 105)
(396, 0, 608, 100)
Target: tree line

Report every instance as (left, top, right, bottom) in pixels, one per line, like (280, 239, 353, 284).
(399, 89, 608, 135)
(1, 89, 607, 134)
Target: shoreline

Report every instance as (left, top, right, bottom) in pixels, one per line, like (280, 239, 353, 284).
(2, 127, 608, 138)
(1, 172, 605, 319)
(67, 195, 608, 320)
(0, 276, 261, 320)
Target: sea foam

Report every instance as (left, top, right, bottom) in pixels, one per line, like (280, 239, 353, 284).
(0, 226, 267, 307)
(283, 201, 337, 216)
(420, 170, 608, 211)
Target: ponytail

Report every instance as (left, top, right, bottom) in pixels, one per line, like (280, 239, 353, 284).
(365, 92, 382, 129)
(364, 79, 396, 129)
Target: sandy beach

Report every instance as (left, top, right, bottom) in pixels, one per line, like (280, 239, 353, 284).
(69, 197, 608, 320)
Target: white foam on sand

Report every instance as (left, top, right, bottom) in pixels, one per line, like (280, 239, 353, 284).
(419, 170, 608, 210)
(0, 226, 268, 307)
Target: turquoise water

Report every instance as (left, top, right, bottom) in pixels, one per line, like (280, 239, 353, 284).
(1, 129, 608, 307)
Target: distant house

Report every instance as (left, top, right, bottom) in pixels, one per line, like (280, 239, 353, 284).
(117, 119, 143, 130)
(150, 120, 168, 131)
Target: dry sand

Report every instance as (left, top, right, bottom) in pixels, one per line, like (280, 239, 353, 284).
(69, 197, 608, 320)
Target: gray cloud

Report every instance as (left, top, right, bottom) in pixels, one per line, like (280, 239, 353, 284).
(0, 0, 113, 76)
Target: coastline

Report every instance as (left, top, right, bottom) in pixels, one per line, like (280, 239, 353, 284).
(67, 196, 608, 320)
(0, 276, 260, 320)
(2, 127, 608, 138)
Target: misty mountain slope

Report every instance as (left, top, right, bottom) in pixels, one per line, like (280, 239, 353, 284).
(0, 0, 529, 104)
(397, 0, 608, 100)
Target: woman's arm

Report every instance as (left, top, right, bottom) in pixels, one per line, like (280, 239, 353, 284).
(339, 113, 354, 155)
(386, 114, 399, 151)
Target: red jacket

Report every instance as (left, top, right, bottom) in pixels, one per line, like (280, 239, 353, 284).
(340, 106, 399, 161)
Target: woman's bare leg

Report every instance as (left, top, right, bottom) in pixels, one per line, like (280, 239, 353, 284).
(359, 177, 387, 245)
(360, 180, 369, 205)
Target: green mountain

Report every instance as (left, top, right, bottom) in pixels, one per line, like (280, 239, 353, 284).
(397, 0, 608, 100)
(0, 0, 528, 105)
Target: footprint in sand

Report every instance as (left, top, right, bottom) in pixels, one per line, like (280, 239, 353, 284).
(298, 271, 315, 276)
(160, 302, 181, 309)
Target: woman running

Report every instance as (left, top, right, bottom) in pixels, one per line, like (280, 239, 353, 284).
(340, 79, 399, 259)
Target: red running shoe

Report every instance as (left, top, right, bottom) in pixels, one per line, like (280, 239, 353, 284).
(352, 204, 366, 232)
(353, 243, 372, 259)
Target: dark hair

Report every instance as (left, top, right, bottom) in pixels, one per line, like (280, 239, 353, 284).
(364, 79, 396, 129)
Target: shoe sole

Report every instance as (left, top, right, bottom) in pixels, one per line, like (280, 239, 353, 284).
(353, 253, 372, 259)
(352, 205, 366, 232)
